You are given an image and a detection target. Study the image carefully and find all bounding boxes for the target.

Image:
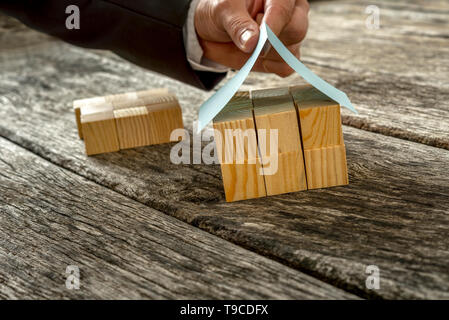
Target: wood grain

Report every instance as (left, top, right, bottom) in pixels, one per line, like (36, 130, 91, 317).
(291, 85, 348, 189)
(291, 85, 344, 149)
(1, 10, 449, 299)
(0, 137, 357, 299)
(213, 92, 257, 163)
(213, 94, 265, 201)
(73, 88, 170, 139)
(145, 101, 184, 145)
(252, 88, 307, 196)
(219, 159, 266, 202)
(81, 119, 120, 155)
(114, 106, 152, 150)
(114, 99, 184, 150)
(81, 95, 183, 152)
(80, 104, 119, 156)
(304, 145, 349, 190)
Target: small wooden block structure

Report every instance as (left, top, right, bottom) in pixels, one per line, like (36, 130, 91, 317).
(75, 89, 183, 155)
(74, 88, 169, 139)
(213, 84, 349, 202)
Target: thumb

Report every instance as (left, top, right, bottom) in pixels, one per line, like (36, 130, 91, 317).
(221, 4, 260, 53)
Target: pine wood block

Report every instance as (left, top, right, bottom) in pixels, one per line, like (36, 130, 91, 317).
(74, 104, 82, 139)
(252, 88, 307, 196)
(113, 106, 152, 150)
(80, 103, 119, 156)
(290, 85, 348, 189)
(213, 92, 266, 202)
(74, 88, 169, 139)
(111, 92, 176, 111)
(145, 98, 184, 145)
(290, 85, 344, 149)
(304, 145, 349, 189)
(113, 97, 184, 149)
(74, 96, 105, 140)
(219, 158, 266, 202)
(213, 92, 258, 164)
(262, 150, 307, 196)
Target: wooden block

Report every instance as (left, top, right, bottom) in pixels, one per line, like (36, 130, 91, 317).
(262, 151, 308, 196)
(113, 106, 152, 150)
(74, 105, 82, 139)
(213, 92, 258, 163)
(290, 85, 343, 149)
(74, 96, 104, 140)
(74, 88, 169, 139)
(111, 92, 176, 111)
(303, 145, 349, 189)
(145, 97, 185, 145)
(220, 158, 266, 202)
(218, 91, 254, 113)
(213, 92, 266, 202)
(252, 87, 307, 196)
(251, 87, 302, 153)
(114, 96, 184, 149)
(290, 84, 348, 189)
(80, 103, 119, 156)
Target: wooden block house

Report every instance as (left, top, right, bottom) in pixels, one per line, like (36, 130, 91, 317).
(213, 84, 349, 202)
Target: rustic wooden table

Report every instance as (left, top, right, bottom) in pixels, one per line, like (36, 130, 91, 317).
(0, 0, 448, 299)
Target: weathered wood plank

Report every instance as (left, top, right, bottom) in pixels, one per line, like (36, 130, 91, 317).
(241, 0, 449, 149)
(0, 38, 448, 299)
(0, 137, 357, 299)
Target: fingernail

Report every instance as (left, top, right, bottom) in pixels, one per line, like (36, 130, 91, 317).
(240, 30, 254, 49)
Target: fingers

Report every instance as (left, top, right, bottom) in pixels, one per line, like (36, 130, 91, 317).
(263, 0, 296, 36)
(200, 39, 256, 69)
(195, 0, 309, 78)
(255, 13, 264, 25)
(195, 0, 260, 52)
(263, 43, 299, 78)
(262, 60, 295, 78)
(201, 39, 298, 78)
(196, 0, 309, 51)
(276, 4, 309, 46)
(260, 0, 308, 60)
(264, 43, 300, 60)
(217, 0, 260, 53)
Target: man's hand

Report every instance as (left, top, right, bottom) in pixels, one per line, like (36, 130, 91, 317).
(195, 0, 309, 77)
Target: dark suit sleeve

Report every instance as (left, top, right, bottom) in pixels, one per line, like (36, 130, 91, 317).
(0, 0, 226, 90)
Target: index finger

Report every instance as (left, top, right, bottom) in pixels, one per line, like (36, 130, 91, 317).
(262, 0, 296, 36)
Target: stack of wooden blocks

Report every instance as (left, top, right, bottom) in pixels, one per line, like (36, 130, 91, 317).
(74, 88, 184, 155)
(213, 84, 348, 202)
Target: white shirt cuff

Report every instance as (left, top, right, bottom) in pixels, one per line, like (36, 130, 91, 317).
(183, 0, 229, 73)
